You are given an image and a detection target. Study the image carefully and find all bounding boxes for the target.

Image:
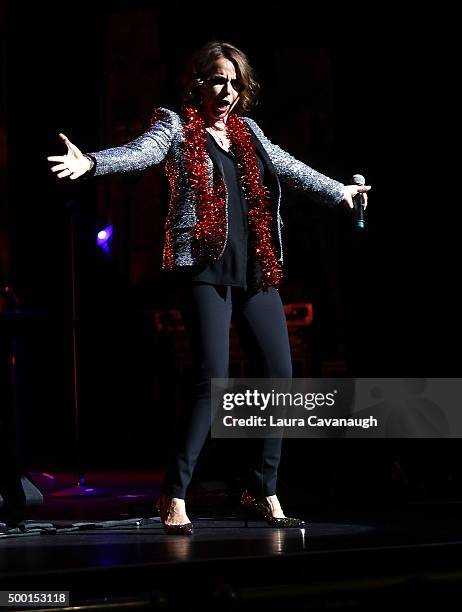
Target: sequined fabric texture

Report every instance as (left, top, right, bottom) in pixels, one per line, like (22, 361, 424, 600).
(90, 107, 345, 285)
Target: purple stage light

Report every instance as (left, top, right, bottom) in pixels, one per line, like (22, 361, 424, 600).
(96, 224, 113, 254)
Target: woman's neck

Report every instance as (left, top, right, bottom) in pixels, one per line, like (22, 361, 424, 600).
(204, 116, 227, 131)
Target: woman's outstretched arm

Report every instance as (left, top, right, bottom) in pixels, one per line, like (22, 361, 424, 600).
(245, 117, 370, 209)
(48, 107, 179, 179)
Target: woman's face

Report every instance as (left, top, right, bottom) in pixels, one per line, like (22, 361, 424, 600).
(200, 57, 241, 123)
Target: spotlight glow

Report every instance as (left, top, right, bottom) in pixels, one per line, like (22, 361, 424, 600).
(96, 225, 113, 254)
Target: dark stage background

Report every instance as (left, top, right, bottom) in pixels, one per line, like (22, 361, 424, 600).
(1, 2, 459, 503)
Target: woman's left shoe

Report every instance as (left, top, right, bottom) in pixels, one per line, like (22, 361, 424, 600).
(240, 489, 306, 528)
(156, 495, 194, 536)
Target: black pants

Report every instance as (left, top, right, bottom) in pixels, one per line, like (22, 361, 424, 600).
(162, 283, 293, 499)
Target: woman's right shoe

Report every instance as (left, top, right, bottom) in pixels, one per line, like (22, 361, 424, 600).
(240, 489, 306, 528)
(156, 495, 194, 536)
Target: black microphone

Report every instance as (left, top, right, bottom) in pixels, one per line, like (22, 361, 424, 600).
(352, 173, 366, 230)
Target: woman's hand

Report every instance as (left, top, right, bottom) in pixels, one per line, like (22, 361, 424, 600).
(341, 184, 371, 210)
(47, 133, 92, 179)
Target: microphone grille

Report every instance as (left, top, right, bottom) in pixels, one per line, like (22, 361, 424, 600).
(352, 173, 365, 186)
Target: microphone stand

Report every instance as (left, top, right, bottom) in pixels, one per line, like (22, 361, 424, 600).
(52, 199, 109, 498)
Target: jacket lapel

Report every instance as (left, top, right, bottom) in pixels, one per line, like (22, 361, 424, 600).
(205, 126, 279, 186)
(247, 125, 278, 180)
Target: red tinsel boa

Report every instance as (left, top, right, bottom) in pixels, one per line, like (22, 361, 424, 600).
(181, 104, 283, 289)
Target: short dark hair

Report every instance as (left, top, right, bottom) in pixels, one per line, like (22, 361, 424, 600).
(181, 41, 260, 114)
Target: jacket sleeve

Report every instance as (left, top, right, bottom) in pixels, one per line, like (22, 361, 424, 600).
(245, 117, 345, 207)
(89, 107, 179, 176)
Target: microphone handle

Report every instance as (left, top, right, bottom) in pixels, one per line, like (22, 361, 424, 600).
(353, 192, 365, 229)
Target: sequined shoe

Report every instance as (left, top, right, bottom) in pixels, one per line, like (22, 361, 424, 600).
(240, 489, 306, 528)
(156, 495, 194, 536)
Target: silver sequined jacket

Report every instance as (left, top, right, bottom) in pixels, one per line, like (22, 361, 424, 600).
(90, 107, 345, 271)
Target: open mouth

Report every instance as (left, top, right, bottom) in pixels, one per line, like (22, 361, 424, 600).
(215, 100, 231, 114)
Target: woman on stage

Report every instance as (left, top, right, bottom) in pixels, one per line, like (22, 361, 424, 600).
(48, 41, 370, 535)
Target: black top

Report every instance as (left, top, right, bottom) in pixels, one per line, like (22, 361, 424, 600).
(185, 132, 265, 290)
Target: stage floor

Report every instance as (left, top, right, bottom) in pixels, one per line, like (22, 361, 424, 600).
(2, 471, 462, 610)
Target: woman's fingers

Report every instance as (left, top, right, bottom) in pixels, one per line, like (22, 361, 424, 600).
(58, 132, 71, 145)
(344, 192, 354, 209)
(58, 133, 72, 152)
(342, 184, 371, 210)
(49, 159, 77, 178)
(59, 132, 81, 156)
(47, 155, 66, 163)
(57, 168, 73, 178)
(356, 186, 370, 209)
(50, 163, 68, 173)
